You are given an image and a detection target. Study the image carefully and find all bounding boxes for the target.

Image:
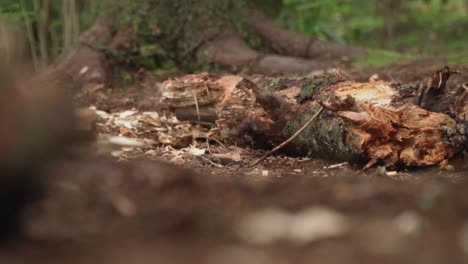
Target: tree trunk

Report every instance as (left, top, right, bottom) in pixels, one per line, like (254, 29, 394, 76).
(52, 0, 366, 86)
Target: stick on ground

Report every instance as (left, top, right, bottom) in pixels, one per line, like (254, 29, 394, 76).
(248, 106, 324, 167)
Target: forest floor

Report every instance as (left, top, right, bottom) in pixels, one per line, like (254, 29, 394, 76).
(1, 59, 468, 263)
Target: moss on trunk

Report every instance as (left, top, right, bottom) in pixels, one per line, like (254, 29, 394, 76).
(283, 106, 363, 162)
(104, 0, 247, 71)
(59, 0, 365, 86)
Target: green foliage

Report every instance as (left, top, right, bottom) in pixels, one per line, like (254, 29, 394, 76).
(0, 0, 102, 62)
(447, 51, 468, 64)
(356, 49, 416, 68)
(296, 74, 346, 102)
(0, 1, 23, 21)
(105, 0, 173, 73)
(279, 0, 468, 55)
(280, 0, 338, 36)
(119, 70, 135, 87)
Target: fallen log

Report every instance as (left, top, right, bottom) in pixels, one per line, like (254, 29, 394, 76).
(161, 69, 467, 168)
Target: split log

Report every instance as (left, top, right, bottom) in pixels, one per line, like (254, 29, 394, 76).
(392, 66, 468, 122)
(161, 69, 467, 167)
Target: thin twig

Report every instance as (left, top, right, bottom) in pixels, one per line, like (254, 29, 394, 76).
(195, 136, 230, 151)
(199, 155, 224, 168)
(249, 106, 324, 168)
(205, 84, 210, 97)
(193, 90, 200, 121)
(205, 137, 212, 154)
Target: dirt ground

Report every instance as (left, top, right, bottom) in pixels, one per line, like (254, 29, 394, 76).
(0, 60, 467, 264)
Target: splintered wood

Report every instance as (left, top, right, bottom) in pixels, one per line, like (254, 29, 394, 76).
(452, 85, 468, 121)
(161, 74, 274, 145)
(325, 81, 460, 166)
(161, 70, 467, 168)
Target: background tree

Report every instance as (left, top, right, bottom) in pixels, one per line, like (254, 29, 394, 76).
(0, 0, 467, 80)
(46, 0, 369, 87)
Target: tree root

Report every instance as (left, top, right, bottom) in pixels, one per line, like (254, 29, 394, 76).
(197, 33, 337, 75)
(246, 9, 367, 60)
(51, 15, 113, 85)
(51, 8, 371, 85)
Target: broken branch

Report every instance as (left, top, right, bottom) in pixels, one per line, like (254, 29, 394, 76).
(249, 106, 323, 167)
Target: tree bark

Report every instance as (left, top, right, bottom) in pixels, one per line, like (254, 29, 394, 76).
(52, 15, 112, 85)
(51, 0, 367, 87)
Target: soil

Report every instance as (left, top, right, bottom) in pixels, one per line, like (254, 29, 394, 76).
(1, 60, 467, 264)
